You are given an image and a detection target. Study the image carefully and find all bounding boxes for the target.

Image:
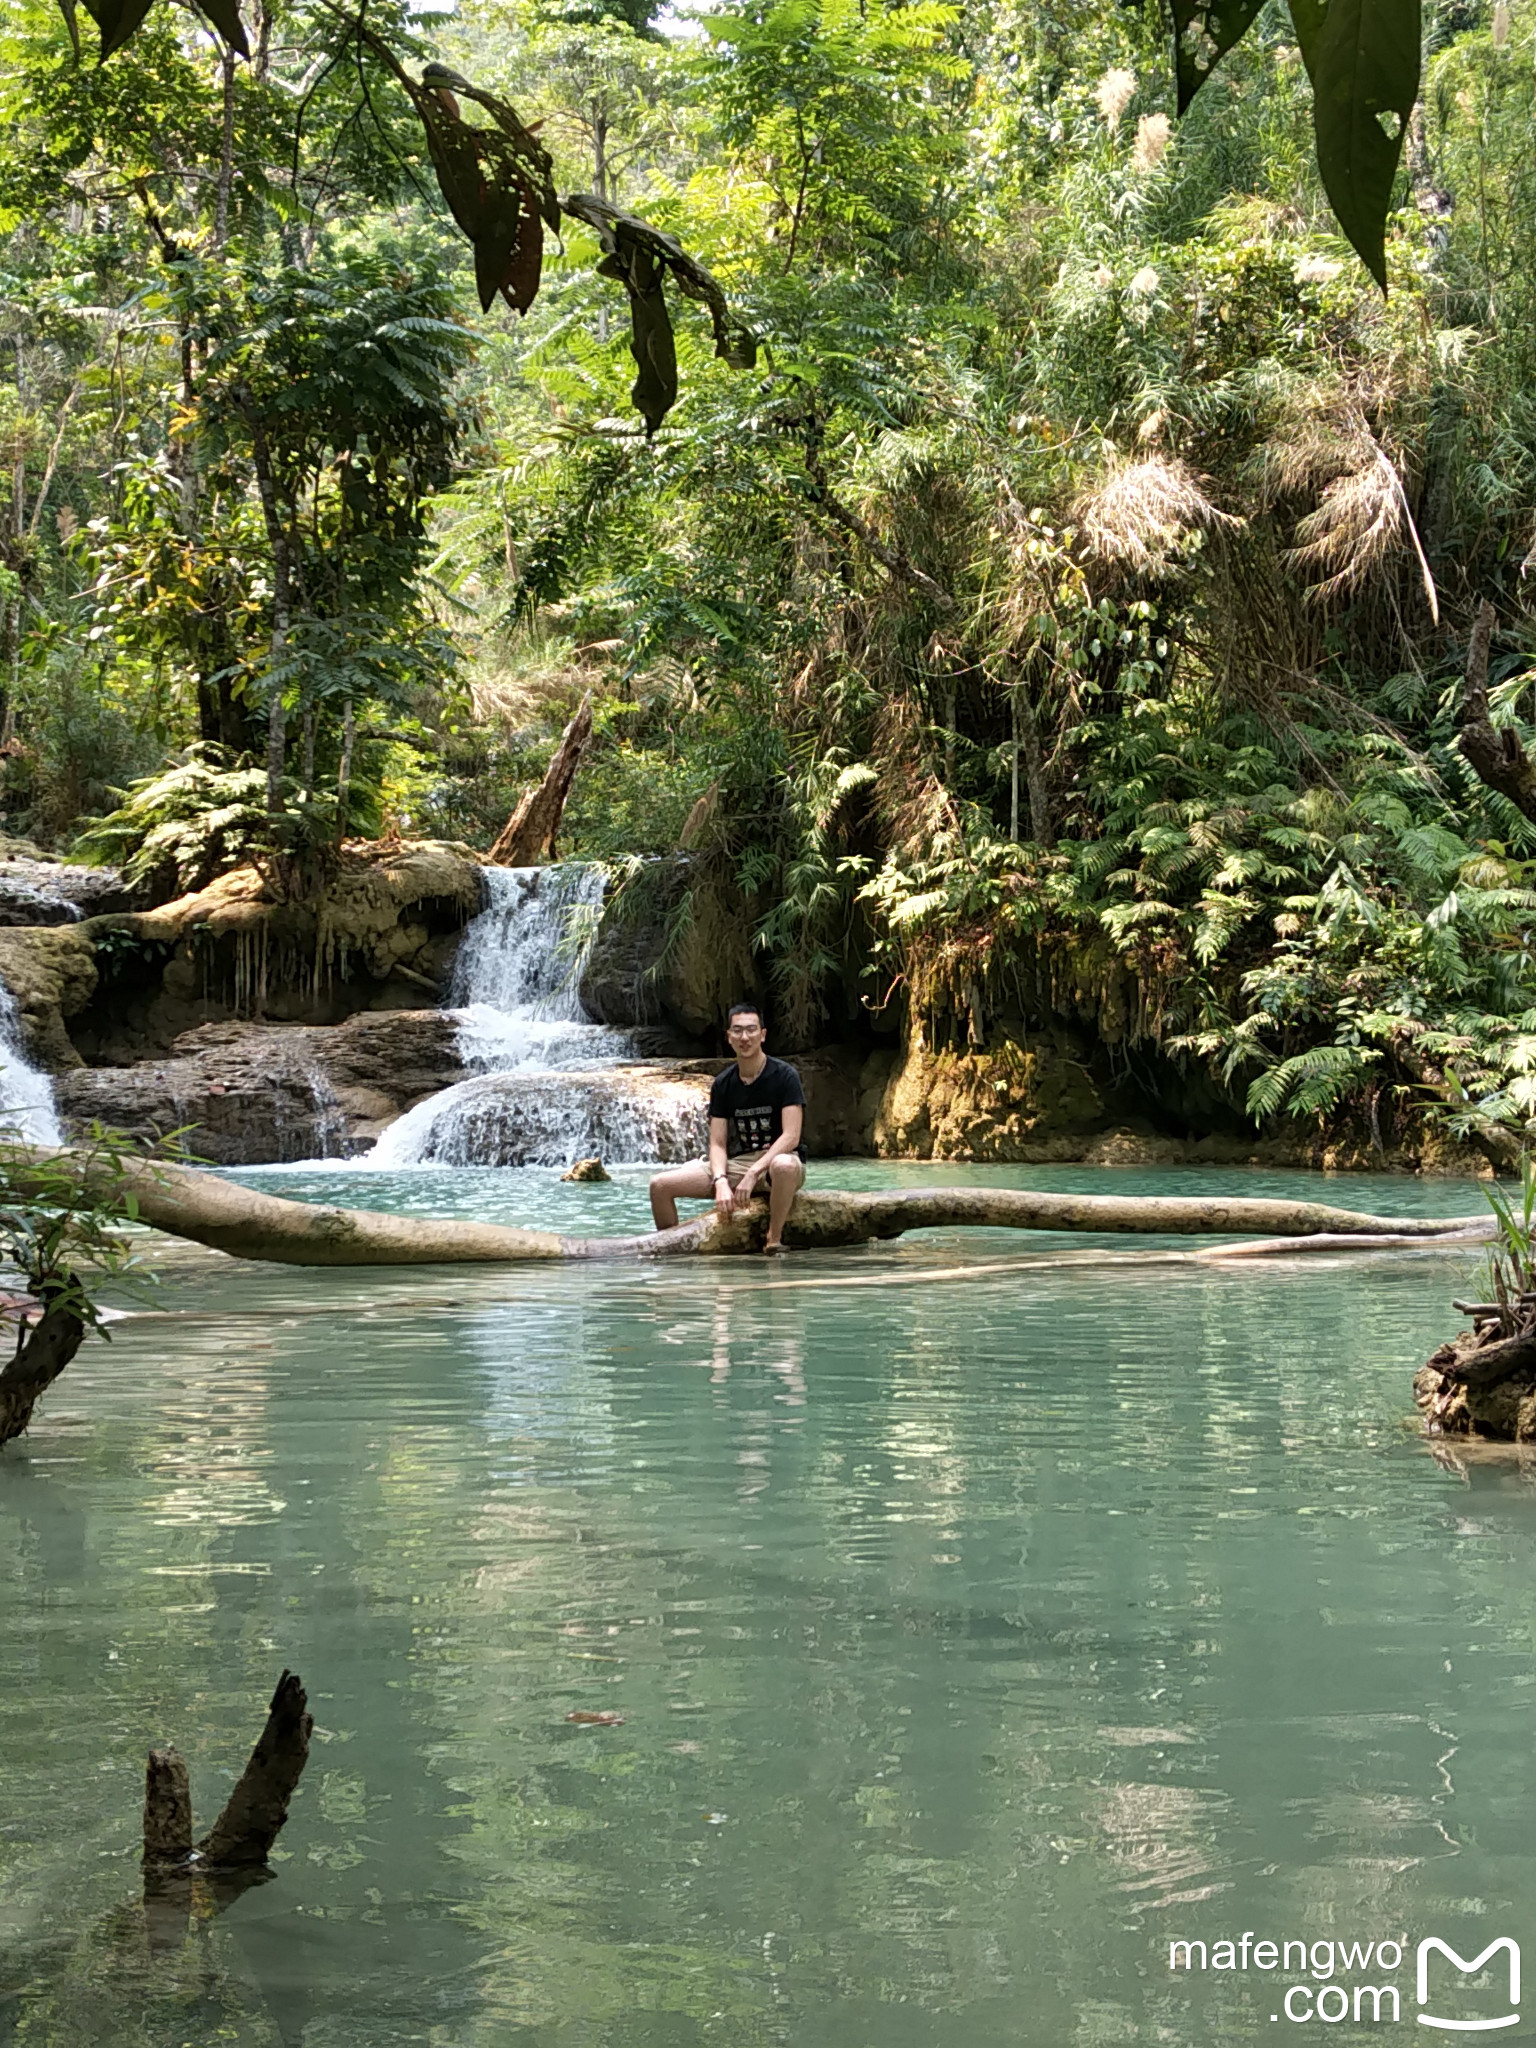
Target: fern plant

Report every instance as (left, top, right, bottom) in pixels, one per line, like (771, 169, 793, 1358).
(74, 747, 340, 899)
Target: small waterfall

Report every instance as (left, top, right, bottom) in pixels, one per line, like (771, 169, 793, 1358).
(448, 865, 635, 1072)
(371, 864, 703, 1169)
(373, 1069, 708, 1169)
(0, 980, 64, 1146)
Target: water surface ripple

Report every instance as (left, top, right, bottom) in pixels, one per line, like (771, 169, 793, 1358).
(3, 1163, 1529, 2047)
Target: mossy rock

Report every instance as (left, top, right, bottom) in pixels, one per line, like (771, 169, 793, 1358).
(0, 925, 98, 1070)
(872, 1030, 1106, 1160)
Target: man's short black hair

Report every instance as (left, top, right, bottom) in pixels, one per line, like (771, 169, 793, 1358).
(727, 1002, 764, 1028)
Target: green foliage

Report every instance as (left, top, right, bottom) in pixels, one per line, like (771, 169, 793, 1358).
(7, 0, 1536, 1176)
(75, 746, 339, 894)
(1480, 1152, 1536, 1325)
(0, 1124, 164, 1330)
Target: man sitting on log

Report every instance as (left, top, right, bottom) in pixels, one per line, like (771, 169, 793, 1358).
(649, 1003, 806, 1253)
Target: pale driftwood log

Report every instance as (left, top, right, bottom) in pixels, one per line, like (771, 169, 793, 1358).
(487, 691, 592, 865)
(6, 1148, 1492, 1268)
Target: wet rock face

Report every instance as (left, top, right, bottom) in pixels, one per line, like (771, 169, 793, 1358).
(55, 1011, 467, 1163)
(871, 1031, 1108, 1161)
(0, 855, 133, 926)
(0, 924, 99, 1069)
(578, 857, 765, 1047)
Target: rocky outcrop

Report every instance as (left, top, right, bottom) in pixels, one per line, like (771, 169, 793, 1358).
(0, 847, 132, 925)
(0, 924, 98, 1069)
(379, 1065, 712, 1167)
(871, 1030, 1108, 1160)
(1415, 1313, 1536, 1441)
(579, 856, 765, 1044)
(55, 1011, 465, 1163)
(68, 843, 483, 1063)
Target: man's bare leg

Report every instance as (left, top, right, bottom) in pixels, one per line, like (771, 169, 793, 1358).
(764, 1155, 804, 1250)
(650, 1161, 714, 1230)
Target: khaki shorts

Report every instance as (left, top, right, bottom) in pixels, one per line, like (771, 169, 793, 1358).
(707, 1148, 806, 1190)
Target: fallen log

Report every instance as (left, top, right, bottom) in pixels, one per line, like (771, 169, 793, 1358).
(4, 1148, 1492, 1267)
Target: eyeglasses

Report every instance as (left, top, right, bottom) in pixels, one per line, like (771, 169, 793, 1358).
(727, 1023, 762, 1035)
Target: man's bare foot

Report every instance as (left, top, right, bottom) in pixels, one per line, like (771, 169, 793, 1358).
(764, 1240, 787, 1255)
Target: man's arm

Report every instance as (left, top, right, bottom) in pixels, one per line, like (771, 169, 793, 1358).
(708, 1116, 734, 1222)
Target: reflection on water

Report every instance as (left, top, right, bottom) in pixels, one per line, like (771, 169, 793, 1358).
(3, 1162, 1532, 2047)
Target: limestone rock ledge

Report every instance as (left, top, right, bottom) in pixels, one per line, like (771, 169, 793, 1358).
(55, 1011, 466, 1164)
(0, 842, 481, 1071)
(0, 844, 133, 925)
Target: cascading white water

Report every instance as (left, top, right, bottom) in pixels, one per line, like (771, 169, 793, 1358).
(448, 865, 635, 1073)
(0, 979, 64, 1146)
(370, 865, 706, 1168)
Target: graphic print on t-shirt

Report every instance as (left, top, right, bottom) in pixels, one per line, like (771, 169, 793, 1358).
(734, 1103, 777, 1153)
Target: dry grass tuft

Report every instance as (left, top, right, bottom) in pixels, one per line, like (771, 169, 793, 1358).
(1095, 67, 1136, 128)
(1076, 457, 1240, 574)
(1132, 113, 1172, 173)
(1263, 399, 1438, 619)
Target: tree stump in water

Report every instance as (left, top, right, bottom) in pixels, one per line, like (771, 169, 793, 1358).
(134, 1671, 312, 1959)
(144, 1669, 313, 1871)
(1416, 1315, 1536, 1441)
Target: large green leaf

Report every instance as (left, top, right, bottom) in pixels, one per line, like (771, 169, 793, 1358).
(1290, 0, 1420, 289)
(193, 0, 250, 57)
(1169, 0, 1268, 111)
(77, 0, 155, 61)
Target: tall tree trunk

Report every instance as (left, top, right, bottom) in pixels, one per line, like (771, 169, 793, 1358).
(1009, 691, 1020, 842)
(336, 697, 355, 840)
(213, 47, 238, 252)
(1016, 685, 1052, 845)
(244, 411, 291, 816)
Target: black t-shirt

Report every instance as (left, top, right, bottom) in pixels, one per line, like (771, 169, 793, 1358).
(708, 1055, 807, 1158)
